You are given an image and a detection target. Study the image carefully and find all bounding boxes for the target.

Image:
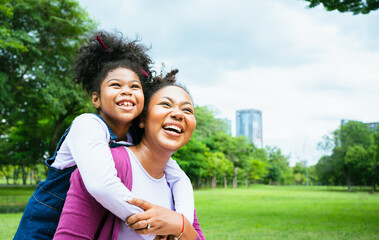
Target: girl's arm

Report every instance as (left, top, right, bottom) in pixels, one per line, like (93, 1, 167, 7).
(165, 159, 194, 224)
(64, 114, 142, 220)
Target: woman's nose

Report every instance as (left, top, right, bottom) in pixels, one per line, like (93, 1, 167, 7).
(170, 108, 184, 120)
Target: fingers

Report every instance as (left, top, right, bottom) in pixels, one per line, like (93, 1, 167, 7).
(128, 219, 150, 230)
(127, 197, 153, 211)
(154, 235, 168, 240)
(126, 211, 150, 226)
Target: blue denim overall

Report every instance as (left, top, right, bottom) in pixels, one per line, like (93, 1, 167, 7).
(13, 115, 128, 240)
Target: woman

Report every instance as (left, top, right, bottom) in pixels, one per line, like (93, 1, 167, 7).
(54, 71, 205, 240)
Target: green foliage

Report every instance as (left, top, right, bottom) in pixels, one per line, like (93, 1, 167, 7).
(316, 121, 379, 191)
(174, 105, 295, 187)
(0, 0, 96, 182)
(265, 146, 291, 184)
(305, 0, 379, 14)
(192, 106, 230, 141)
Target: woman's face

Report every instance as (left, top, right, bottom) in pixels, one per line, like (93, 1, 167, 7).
(92, 67, 144, 129)
(143, 86, 196, 152)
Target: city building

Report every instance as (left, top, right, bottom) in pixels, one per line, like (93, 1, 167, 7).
(341, 119, 379, 132)
(236, 109, 263, 148)
(219, 118, 232, 135)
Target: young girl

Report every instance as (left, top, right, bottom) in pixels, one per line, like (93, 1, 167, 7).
(54, 72, 204, 240)
(14, 31, 200, 239)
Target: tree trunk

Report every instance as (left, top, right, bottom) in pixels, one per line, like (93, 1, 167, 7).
(22, 164, 27, 185)
(211, 175, 217, 188)
(196, 177, 201, 189)
(345, 173, 352, 192)
(49, 114, 67, 156)
(223, 176, 228, 188)
(232, 168, 238, 188)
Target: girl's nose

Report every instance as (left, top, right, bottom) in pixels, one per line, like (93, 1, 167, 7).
(121, 86, 132, 95)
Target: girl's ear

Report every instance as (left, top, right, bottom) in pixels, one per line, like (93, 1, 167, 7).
(92, 92, 100, 109)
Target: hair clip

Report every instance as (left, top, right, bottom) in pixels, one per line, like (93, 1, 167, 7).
(96, 35, 108, 51)
(140, 68, 149, 77)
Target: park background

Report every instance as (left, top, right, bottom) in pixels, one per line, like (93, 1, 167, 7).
(1, 0, 379, 239)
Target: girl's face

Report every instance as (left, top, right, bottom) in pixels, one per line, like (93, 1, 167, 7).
(92, 67, 144, 130)
(143, 86, 196, 152)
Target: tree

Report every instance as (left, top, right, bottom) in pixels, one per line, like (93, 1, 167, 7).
(192, 106, 230, 141)
(367, 126, 379, 192)
(293, 162, 307, 185)
(333, 121, 372, 191)
(264, 146, 291, 185)
(173, 138, 210, 188)
(305, 0, 379, 14)
(0, 0, 96, 183)
(315, 121, 378, 191)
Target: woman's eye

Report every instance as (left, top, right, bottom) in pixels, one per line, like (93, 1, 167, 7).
(131, 84, 141, 89)
(160, 102, 171, 107)
(183, 108, 193, 114)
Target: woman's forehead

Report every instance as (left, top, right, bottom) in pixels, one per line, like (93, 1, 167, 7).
(154, 86, 192, 104)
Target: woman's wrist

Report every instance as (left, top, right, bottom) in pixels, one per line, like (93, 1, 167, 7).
(174, 213, 185, 239)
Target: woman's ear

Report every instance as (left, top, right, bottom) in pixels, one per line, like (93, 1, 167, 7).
(139, 118, 145, 128)
(92, 92, 100, 109)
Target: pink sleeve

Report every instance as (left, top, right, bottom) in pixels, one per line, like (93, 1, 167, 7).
(193, 209, 206, 240)
(53, 169, 107, 239)
(54, 147, 132, 240)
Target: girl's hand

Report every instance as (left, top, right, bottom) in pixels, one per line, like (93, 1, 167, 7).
(126, 198, 182, 237)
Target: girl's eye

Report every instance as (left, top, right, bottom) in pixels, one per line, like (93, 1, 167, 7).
(110, 83, 121, 87)
(131, 84, 141, 89)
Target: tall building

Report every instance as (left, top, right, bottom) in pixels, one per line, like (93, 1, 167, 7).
(366, 122, 379, 132)
(236, 109, 263, 148)
(219, 118, 232, 135)
(341, 119, 379, 132)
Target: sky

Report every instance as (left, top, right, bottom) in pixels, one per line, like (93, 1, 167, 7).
(77, 0, 379, 166)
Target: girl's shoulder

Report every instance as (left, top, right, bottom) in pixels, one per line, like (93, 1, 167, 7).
(69, 113, 109, 140)
(72, 113, 107, 129)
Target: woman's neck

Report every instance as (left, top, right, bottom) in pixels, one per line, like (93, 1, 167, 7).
(130, 140, 174, 179)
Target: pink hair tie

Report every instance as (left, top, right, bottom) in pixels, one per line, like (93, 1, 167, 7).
(140, 68, 149, 77)
(96, 35, 108, 51)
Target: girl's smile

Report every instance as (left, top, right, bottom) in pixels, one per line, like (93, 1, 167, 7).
(92, 67, 144, 140)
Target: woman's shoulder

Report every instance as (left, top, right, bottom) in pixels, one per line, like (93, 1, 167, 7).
(110, 146, 133, 187)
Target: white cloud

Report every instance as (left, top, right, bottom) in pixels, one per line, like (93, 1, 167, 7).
(78, 0, 379, 166)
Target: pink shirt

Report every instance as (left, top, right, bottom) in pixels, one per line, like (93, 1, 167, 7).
(54, 146, 205, 240)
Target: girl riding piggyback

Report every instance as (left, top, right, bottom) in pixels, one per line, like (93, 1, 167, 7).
(14, 31, 199, 240)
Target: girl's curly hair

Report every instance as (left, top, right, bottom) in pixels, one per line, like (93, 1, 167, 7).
(74, 31, 153, 93)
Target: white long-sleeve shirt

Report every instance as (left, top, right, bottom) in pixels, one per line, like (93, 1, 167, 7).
(52, 113, 194, 225)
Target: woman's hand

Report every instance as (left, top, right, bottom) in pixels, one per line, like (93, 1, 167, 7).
(126, 198, 183, 237)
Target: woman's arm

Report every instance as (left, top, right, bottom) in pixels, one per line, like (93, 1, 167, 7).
(165, 159, 195, 224)
(126, 198, 199, 240)
(65, 114, 142, 219)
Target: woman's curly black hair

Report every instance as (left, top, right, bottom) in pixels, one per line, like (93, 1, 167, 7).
(129, 68, 194, 144)
(74, 31, 153, 94)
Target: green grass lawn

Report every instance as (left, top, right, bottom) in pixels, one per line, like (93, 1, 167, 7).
(0, 185, 378, 240)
